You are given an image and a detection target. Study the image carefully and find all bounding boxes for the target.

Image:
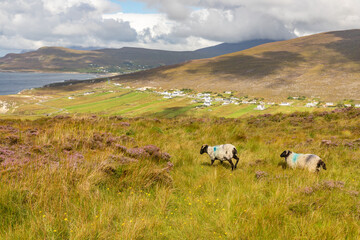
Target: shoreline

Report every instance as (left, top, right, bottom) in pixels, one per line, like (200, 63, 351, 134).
(0, 72, 115, 96)
(0, 70, 117, 78)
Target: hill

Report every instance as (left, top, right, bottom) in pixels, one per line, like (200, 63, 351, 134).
(0, 40, 275, 73)
(112, 29, 360, 100)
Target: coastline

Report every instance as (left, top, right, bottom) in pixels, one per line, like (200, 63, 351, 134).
(0, 72, 114, 96)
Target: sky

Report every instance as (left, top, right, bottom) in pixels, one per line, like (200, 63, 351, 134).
(0, 0, 360, 56)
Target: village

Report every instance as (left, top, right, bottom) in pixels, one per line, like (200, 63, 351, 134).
(132, 85, 360, 110)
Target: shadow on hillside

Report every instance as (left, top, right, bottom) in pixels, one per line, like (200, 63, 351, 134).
(193, 51, 305, 79)
(324, 30, 360, 65)
(144, 106, 193, 118)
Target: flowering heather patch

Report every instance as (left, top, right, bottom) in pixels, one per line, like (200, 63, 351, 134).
(299, 180, 346, 195)
(53, 115, 71, 120)
(0, 147, 15, 163)
(0, 125, 18, 133)
(109, 116, 123, 121)
(119, 122, 131, 127)
(126, 147, 151, 159)
(65, 152, 85, 169)
(321, 139, 339, 147)
(162, 161, 174, 172)
(26, 129, 39, 136)
(62, 144, 73, 152)
(255, 171, 268, 179)
(300, 186, 314, 195)
(160, 152, 171, 161)
(5, 135, 20, 145)
(115, 144, 127, 152)
(143, 145, 161, 155)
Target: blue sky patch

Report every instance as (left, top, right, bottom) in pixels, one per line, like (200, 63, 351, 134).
(110, 0, 157, 14)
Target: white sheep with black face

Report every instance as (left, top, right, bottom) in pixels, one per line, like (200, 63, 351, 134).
(200, 144, 239, 170)
(280, 150, 327, 172)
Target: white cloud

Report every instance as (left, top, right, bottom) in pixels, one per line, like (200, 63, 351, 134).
(1, 0, 360, 56)
(0, 0, 137, 54)
(136, 0, 360, 41)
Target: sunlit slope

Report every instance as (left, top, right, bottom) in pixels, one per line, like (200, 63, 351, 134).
(113, 30, 360, 100)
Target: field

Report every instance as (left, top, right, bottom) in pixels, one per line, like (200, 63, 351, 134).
(1, 107, 360, 239)
(0, 80, 326, 119)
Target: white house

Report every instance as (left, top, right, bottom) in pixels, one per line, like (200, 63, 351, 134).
(306, 102, 316, 107)
(344, 104, 352, 107)
(355, 104, 360, 108)
(224, 91, 232, 94)
(255, 105, 266, 110)
(325, 102, 334, 107)
(204, 101, 212, 107)
(279, 102, 291, 106)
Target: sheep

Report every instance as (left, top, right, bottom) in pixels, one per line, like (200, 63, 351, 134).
(280, 150, 327, 172)
(200, 144, 239, 170)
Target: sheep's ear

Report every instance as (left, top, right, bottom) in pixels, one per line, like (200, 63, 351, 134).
(200, 145, 207, 154)
(280, 150, 291, 158)
(280, 150, 286, 157)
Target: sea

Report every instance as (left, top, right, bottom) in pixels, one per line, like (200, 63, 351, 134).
(0, 72, 99, 95)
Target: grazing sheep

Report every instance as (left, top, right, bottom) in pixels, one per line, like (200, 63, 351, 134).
(200, 144, 239, 170)
(280, 150, 327, 172)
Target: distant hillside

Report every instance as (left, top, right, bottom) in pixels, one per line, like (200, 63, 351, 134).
(0, 40, 275, 73)
(112, 29, 360, 100)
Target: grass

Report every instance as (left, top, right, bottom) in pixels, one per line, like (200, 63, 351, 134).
(3, 82, 328, 119)
(1, 108, 360, 239)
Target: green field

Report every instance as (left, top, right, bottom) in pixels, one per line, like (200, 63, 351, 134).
(0, 81, 329, 119)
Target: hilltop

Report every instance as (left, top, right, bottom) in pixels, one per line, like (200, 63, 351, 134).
(0, 40, 274, 73)
(112, 29, 360, 100)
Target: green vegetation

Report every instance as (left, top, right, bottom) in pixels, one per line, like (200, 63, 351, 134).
(1, 108, 360, 239)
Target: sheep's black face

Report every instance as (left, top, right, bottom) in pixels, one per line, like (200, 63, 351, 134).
(280, 150, 291, 158)
(200, 145, 208, 154)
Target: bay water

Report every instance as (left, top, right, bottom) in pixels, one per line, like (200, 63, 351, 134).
(0, 72, 99, 95)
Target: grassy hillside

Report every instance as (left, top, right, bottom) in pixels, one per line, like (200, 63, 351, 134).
(0, 80, 329, 118)
(113, 29, 360, 100)
(0, 40, 275, 74)
(1, 109, 360, 239)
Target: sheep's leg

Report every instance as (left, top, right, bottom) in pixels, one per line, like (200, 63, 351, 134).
(210, 159, 215, 166)
(234, 155, 240, 169)
(228, 159, 234, 171)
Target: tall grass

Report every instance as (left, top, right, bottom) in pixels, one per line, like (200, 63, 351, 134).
(1, 108, 360, 239)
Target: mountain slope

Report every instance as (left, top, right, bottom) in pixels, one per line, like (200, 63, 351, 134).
(0, 40, 275, 73)
(112, 29, 360, 100)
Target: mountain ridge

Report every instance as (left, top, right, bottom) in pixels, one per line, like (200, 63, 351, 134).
(0, 40, 276, 73)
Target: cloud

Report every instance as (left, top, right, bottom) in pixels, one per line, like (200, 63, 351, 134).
(1, 0, 360, 56)
(136, 0, 360, 42)
(0, 0, 137, 52)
